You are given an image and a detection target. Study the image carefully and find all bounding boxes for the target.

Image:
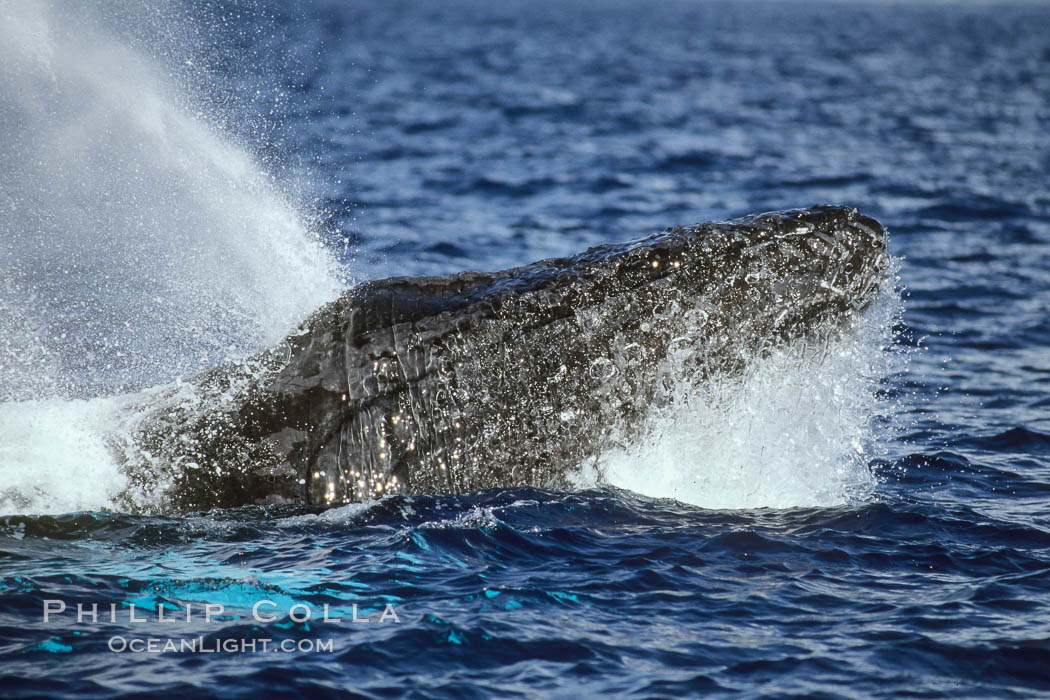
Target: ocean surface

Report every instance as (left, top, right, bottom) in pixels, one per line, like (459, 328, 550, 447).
(2, 0, 1050, 696)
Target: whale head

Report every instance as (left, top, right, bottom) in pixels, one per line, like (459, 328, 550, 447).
(288, 204, 891, 504)
(116, 205, 890, 511)
(607, 204, 890, 351)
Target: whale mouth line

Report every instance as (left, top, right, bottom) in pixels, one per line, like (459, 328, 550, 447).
(111, 205, 890, 513)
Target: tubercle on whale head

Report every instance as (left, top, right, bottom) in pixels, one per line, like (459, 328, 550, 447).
(295, 206, 889, 368)
(625, 205, 885, 289)
(554, 204, 889, 341)
(316, 205, 887, 330)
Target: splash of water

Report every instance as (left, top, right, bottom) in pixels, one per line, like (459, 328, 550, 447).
(0, 395, 133, 514)
(0, 1, 342, 513)
(0, 0, 342, 400)
(578, 282, 903, 510)
(0, 1, 903, 516)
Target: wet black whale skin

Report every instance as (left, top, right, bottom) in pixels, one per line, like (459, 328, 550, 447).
(117, 205, 889, 512)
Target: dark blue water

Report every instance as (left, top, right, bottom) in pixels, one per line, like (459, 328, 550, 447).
(3, 0, 1050, 696)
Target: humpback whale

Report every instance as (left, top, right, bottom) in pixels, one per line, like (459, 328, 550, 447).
(112, 205, 889, 512)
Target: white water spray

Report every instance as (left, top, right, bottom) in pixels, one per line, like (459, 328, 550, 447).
(0, 1, 343, 513)
(0, 0, 342, 399)
(579, 284, 902, 510)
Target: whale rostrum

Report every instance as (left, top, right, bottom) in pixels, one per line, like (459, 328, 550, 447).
(112, 205, 890, 512)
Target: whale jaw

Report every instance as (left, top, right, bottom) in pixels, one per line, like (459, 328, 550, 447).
(114, 205, 889, 512)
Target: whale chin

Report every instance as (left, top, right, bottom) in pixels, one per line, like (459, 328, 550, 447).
(113, 205, 890, 512)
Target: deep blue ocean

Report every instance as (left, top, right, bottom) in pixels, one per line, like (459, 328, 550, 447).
(2, 0, 1050, 697)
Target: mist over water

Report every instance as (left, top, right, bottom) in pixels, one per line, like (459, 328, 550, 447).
(0, 0, 342, 401)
